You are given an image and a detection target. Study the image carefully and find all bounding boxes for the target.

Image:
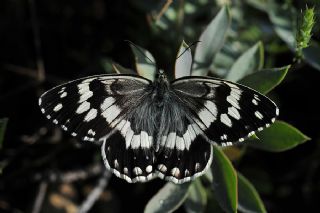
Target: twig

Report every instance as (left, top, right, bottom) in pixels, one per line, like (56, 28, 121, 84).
(77, 171, 112, 213)
(32, 181, 48, 213)
(28, 0, 45, 82)
(3, 64, 65, 85)
(155, 0, 173, 22)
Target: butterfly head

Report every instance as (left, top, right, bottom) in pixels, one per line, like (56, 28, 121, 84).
(156, 69, 168, 83)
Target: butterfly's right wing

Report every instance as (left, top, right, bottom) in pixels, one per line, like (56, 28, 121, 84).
(39, 74, 156, 183)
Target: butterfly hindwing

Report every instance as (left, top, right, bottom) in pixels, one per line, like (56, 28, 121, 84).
(171, 76, 279, 146)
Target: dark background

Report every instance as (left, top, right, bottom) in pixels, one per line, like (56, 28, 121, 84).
(1, 0, 320, 212)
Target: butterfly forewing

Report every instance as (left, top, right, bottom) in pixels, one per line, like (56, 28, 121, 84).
(39, 74, 151, 141)
(171, 76, 278, 146)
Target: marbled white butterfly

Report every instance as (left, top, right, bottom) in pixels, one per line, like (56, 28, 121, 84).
(39, 70, 278, 184)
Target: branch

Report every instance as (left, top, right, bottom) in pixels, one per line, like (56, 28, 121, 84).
(28, 0, 45, 82)
(155, 0, 173, 22)
(32, 181, 48, 213)
(77, 171, 112, 213)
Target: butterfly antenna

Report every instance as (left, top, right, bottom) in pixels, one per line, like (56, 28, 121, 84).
(124, 40, 155, 65)
(176, 41, 201, 59)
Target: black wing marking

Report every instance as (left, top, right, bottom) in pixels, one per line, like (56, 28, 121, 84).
(39, 74, 151, 142)
(171, 76, 278, 146)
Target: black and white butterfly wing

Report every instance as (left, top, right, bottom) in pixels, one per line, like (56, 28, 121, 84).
(154, 95, 213, 184)
(171, 76, 279, 146)
(39, 74, 156, 182)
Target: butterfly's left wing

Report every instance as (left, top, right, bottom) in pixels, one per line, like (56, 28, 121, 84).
(39, 74, 157, 183)
(171, 76, 279, 146)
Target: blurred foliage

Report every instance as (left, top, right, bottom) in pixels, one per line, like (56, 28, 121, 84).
(1, 0, 320, 213)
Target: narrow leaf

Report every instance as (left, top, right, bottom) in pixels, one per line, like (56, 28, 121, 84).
(144, 182, 191, 213)
(211, 146, 237, 213)
(184, 179, 207, 213)
(238, 65, 290, 94)
(268, 0, 320, 71)
(175, 40, 192, 79)
(247, 121, 310, 152)
(268, 0, 296, 48)
(302, 43, 320, 71)
(192, 6, 231, 76)
(0, 118, 8, 149)
(130, 44, 156, 81)
(226, 42, 264, 82)
(238, 173, 267, 213)
(112, 63, 136, 74)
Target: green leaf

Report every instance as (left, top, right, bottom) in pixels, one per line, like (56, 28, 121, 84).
(267, 1, 320, 71)
(130, 44, 156, 81)
(192, 6, 231, 76)
(175, 40, 192, 79)
(112, 63, 135, 74)
(226, 41, 264, 82)
(247, 121, 310, 152)
(211, 146, 237, 213)
(268, 0, 296, 48)
(238, 173, 267, 213)
(144, 182, 191, 213)
(100, 58, 117, 74)
(238, 65, 290, 94)
(0, 118, 8, 149)
(302, 42, 320, 71)
(184, 179, 207, 213)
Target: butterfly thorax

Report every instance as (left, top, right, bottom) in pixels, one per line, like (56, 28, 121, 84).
(151, 71, 170, 107)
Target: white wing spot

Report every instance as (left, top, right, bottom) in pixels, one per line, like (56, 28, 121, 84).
(102, 105, 121, 123)
(195, 163, 200, 172)
(53, 103, 63, 112)
(258, 127, 264, 131)
(166, 132, 176, 149)
(61, 125, 68, 131)
(175, 136, 185, 151)
(146, 165, 153, 173)
(198, 108, 216, 127)
(204, 101, 218, 117)
(185, 169, 190, 176)
(254, 111, 264, 120)
(140, 131, 150, 148)
(131, 135, 141, 149)
(60, 92, 67, 98)
(71, 132, 77, 136)
(114, 160, 119, 169)
(271, 118, 276, 123)
(239, 138, 244, 142)
(123, 167, 128, 174)
(53, 119, 58, 124)
(41, 108, 45, 113)
(228, 107, 241, 120)
(88, 129, 96, 136)
(220, 134, 227, 140)
(158, 164, 167, 173)
(101, 97, 116, 111)
(252, 99, 258, 105)
(133, 167, 143, 175)
(171, 167, 180, 177)
(125, 129, 134, 149)
(76, 101, 90, 114)
(84, 108, 98, 122)
(276, 108, 279, 116)
(220, 113, 232, 127)
(38, 98, 42, 105)
(46, 115, 51, 119)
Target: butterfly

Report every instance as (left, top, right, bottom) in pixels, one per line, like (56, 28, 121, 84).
(39, 70, 278, 184)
